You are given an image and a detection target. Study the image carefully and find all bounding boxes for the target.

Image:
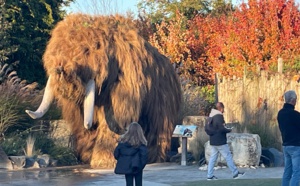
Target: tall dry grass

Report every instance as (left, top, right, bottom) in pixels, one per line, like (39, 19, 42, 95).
(23, 135, 36, 157)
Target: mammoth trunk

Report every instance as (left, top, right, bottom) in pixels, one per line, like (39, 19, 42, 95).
(62, 102, 118, 168)
(25, 75, 54, 119)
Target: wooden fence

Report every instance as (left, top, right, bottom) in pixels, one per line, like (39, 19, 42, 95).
(217, 71, 300, 127)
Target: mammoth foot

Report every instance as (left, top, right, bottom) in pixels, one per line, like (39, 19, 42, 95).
(90, 148, 116, 168)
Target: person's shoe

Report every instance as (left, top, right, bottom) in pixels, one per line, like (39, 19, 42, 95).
(233, 172, 245, 179)
(207, 176, 218, 180)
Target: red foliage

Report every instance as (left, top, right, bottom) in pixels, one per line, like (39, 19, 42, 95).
(189, 0, 300, 77)
(147, 0, 300, 82)
(149, 12, 214, 85)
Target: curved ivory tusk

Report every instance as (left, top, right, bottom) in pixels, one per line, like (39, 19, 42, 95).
(84, 79, 95, 129)
(25, 75, 54, 119)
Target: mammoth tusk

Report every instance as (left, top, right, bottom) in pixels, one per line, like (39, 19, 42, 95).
(25, 75, 54, 119)
(84, 79, 95, 129)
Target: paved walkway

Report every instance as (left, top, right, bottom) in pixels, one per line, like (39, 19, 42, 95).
(81, 163, 284, 186)
(0, 163, 284, 186)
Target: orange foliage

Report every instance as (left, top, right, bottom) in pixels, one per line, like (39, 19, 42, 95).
(188, 0, 300, 77)
(147, 0, 300, 81)
(149, 12, 214, 85)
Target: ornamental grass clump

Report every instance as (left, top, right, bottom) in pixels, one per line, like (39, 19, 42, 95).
(0, 63, 38, 136)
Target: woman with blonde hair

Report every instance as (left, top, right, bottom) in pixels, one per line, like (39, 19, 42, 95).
(114, 122, 148, 186)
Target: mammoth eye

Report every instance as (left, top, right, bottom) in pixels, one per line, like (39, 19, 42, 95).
(56, 66, 63, 74)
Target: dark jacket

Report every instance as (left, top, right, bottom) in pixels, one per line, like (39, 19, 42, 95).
(114, 142, 148, 175)
(205, 109, 231, 146)
(277, 103, 300, 146)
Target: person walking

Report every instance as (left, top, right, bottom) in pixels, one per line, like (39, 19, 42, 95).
(114, 122, 148, 186)
(205, 102, 244, 180)
(277, 90, 300, 186)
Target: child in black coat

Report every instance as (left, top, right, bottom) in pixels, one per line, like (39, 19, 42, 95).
(114, 122, 148, 186)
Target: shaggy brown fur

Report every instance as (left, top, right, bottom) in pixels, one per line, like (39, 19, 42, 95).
(42, 14, 182, 168)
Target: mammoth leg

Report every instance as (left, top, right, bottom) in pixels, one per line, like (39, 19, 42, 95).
(25, 75, 54, 119)
(84, 79, 95, 129)
(140, 108, 173, 163)
(89, 107, 119, 168)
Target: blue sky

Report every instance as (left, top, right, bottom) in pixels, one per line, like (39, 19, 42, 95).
(66, 0, 300, 15)
(66, 0, 139, 15)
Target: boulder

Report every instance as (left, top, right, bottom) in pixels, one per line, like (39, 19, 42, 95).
(0, 146, 13, 170)
(261, 147, 284, 167)
(9, 156, 26, 169)
(24, 157, 40, 169)
(205, 133, 261, 167)
(48, 120, 73, 148)
(37, 154, 50, 168)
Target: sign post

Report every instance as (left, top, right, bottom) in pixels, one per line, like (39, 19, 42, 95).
(181, 136, 187, 166)
(172, 125, 197, 166)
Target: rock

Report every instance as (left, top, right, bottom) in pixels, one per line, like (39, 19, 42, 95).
(33, 161, 41, 168)
(48, 120, 73, 148)
(24, 157, 35, 168)
(204, 143, 228, 166)
(37, 154, 50, 168)
(9, 156, 26, 169)
(0, 146, 13, 170)
(261, 147, 284, 167)
(205, 133, 261, 167)
(269, 148, 284, 167)
(23, 157, 40, 169)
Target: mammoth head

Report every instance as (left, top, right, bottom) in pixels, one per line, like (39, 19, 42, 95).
(25, 75, 96, 129)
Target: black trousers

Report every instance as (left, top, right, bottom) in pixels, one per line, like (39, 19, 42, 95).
(125, 171, 143, 186)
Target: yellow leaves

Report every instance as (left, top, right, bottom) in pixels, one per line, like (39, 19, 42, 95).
(292, 74, 300, 82)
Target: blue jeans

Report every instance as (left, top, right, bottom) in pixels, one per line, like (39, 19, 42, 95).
(207, 144, 238, 178)
(282, 146, 300, 186)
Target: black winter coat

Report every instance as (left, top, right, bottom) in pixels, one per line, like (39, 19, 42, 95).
(205, 109, 231, 146)
(114, 142, 148, 175)
(277, 103, 300, 146)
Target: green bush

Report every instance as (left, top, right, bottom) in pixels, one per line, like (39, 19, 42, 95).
(1, 129, 79, 166)
(0, 134, 26, 156)
(48, 146, 79, 166)
(1, 129, 51, 156)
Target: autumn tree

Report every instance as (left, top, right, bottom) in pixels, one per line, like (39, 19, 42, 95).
(149, 12, 214, 86)
(139, 0, 236, 84)
(189, 0, 300, 77)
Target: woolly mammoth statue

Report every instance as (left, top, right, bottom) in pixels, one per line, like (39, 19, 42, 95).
(26, 14, 182, 168)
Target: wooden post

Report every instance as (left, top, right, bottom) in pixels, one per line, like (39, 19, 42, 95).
(278, 58, 283, 73)
(181, 137, 188, 166)
(214, 73, 218, 103)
